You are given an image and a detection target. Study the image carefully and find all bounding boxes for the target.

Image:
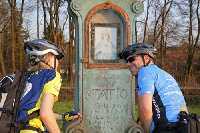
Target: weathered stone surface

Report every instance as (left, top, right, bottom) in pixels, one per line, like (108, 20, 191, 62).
(67, 0, 144, 132)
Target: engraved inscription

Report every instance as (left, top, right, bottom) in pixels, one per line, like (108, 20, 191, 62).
(84, 87, 130, 132)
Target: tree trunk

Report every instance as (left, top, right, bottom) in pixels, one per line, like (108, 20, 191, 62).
(10, 0, 16, 72)
(19, 0, 25, 70)
(37, 0, 40, 39)
(185, 0, 194, 82)
(143, 0, 150, 43)
(184, 0, 200, 83)
(159, 0, 166, 66)
(41, 0, 47, 36)
(0, 32, 6, 75)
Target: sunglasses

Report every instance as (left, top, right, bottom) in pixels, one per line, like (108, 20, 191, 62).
(127, 56, 136, 63)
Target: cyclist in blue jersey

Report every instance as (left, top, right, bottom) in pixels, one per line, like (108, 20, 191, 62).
(119, 43, 188, 133)
(17, 39, 81, 133)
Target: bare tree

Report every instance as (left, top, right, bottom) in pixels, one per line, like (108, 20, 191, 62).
(152, 0, 174, 65)
(41, 0, 47, 36)
(185, 0, 200, 81)
(7, 0, 17, 72)
(37, 0, 40, 38)
(6, 0, 26, 72)
(138, 0, 174, 66)
(19, 0, 25, 70)
(0, 1, 10, 75)
(0, 32, 6, 75)
(143, 0, 150, 42)
(41, 0, 67, 44)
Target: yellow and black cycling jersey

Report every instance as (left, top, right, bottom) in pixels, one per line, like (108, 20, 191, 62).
(16, 69, 61, 132)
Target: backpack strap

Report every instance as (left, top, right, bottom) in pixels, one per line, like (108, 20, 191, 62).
(20, 125, 44, 133)
(19, 110, 47, 133)
(27, 110, 40, 120)
(12, 70, 29, 132)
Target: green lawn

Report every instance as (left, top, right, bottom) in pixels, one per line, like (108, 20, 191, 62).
(188, 104, 200, 114)
(53, 100, 73, 113)
(53, 101, 74, 132)
(54, 101, 200, 132)
(54, 100, 200, 115)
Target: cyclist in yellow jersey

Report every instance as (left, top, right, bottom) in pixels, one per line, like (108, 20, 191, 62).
(17, 39, 81, 133)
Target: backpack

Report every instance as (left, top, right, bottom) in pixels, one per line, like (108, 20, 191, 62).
(178, 111, 200, 133)
(188, 113, 200, 133)
(0, 71, 26, 133)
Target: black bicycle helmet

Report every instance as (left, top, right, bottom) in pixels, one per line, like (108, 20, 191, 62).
(24, 39, 64, 65)
(0, 74, 15, 93)
(119, 43, 157, 62)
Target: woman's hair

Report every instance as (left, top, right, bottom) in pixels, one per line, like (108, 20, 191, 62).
(27, 53, 52, 71)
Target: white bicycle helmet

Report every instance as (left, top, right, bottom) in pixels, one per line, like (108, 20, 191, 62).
(24, 39, 64, 65)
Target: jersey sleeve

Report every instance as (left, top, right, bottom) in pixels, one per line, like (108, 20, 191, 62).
(137, 67, 155, 96)
(43, 72, 62, 97)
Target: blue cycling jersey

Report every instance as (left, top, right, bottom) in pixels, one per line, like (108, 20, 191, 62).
(136, 64, 187, 132)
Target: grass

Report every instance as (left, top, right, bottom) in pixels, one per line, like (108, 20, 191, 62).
(54, 101, 200, 115)
(53, 100, 73, 113)
(188, 104, 200, 114)
(53, 101, 74, 132)
(54, 101, 200, 132)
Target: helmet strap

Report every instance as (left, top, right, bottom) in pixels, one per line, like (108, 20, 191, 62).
(40, 55, 57, 70)
(54, 56, 57, 70)
(141, 55, 146, 66)
(40, 59, 54, 69)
